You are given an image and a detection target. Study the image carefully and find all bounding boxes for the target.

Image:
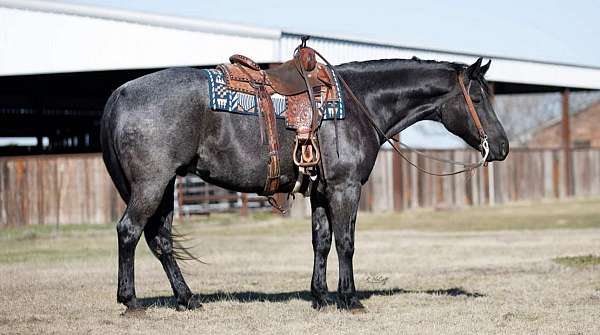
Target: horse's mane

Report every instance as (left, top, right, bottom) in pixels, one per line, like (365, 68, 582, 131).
(336, 58, 467, 73)
(336, 57, 494, 95)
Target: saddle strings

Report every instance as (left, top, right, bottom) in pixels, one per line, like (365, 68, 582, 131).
(311, 49, 488, 177)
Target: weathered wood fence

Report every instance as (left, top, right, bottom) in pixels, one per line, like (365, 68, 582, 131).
(175, 175, 271, 216)
(2, 148, 600, 226)
(361, 147, 600, 211)
(0, 154, 125, 226)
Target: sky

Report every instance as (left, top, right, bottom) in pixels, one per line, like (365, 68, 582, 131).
(61, 0, 600, 68)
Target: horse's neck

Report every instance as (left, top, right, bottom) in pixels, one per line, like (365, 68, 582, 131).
(337, 61, 454, 143)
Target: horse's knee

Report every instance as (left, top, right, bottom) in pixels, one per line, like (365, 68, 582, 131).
(313, 234, 332, 255)
(312, 213, 332, 255)
(338, 247, 354, 260)
(315, 243, 331, 256)
(335, 237, 354, 259)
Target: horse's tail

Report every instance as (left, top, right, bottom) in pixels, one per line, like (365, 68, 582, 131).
(100, 86, 131, 203)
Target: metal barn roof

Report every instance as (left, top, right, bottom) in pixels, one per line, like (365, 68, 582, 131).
(1, 0, 600, 91)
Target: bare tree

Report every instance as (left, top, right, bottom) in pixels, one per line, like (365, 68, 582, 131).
(494, 91, 600, 146)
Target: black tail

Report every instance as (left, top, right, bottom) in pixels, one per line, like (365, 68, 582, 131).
(101, 86, 131, 203)
(171, 228, 206, 264)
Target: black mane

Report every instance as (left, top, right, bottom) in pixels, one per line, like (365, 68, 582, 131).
(336, 57, 494, 96)
(336, 58, 467, 73)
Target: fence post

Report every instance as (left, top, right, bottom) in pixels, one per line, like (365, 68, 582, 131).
(240, 193, 248, 217)
(488, 163, 495, 206)
(392, 135, 403, 211)
(562, 88, 573, 197)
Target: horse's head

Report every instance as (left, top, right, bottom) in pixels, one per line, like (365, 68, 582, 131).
(438, 58, 509, 162)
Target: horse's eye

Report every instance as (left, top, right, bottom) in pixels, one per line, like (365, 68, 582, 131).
(472, 97, 481, 104)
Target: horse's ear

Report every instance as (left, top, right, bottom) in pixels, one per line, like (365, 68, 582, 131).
(480, 60, 491, 76)
(466, 57, 483, 78)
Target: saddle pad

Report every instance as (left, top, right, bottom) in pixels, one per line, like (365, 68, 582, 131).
(203, 69, 345, 124)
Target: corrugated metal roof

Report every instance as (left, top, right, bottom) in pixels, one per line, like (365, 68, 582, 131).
(282, 31, 600, 70)
(280, 33, 600, 90)
(1, 0, 600, 90)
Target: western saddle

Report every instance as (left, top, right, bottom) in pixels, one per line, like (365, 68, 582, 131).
(216, 36, 340, 195)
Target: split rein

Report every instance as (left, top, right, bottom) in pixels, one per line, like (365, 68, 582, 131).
(314, 50, 490, 177)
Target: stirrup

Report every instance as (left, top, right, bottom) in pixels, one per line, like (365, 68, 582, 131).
(293, 135, 320, 167)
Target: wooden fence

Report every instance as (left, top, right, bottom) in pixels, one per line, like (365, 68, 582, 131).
(0, 154, 125, 226)
(175, 175, 271, 216)
(360, 147, 600, 211)
(2, 148, 600, 226)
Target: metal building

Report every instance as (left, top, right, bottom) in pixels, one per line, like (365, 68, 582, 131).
(1, 0, 600, 155)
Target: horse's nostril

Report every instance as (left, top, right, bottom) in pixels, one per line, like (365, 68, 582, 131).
(500, 141, 507, 156)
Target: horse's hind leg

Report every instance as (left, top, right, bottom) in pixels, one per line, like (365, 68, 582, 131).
(116, 179, 171, 310)
(327, 182, 364, 311)
(116, 207, 144, 309)
(144, 178, 200, 311)
(310, 189, 335, 309)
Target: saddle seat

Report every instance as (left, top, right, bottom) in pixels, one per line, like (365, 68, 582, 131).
(220, 55, 334, 96)
(266, 59, 333, 96)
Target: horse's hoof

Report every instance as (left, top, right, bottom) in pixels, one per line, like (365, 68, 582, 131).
(122, 297, 143, 310)
(311, 294, 336, 310)
(188, 298, 204, 310)
(176, 297, 203, 311)
(312, 299, 336, 311)
(337, 296, 365, 312)
(121, 300, 146, 317)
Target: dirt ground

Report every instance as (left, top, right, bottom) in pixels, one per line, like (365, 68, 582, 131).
(2, 199, 600, 334)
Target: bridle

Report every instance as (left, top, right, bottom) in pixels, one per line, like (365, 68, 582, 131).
(457, 73, 490, 165)
(313, 49, 490, 176)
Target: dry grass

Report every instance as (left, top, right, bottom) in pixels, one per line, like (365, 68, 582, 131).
(554, 255, 600, 268)
(2, 198, 600, 334)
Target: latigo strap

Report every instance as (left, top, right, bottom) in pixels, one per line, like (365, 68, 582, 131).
(257, 86, 281, 194)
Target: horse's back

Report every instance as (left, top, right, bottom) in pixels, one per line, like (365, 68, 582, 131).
(111, 67, 209, 114)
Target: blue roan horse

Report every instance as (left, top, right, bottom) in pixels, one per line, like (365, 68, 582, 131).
(101, 55, 508, 311)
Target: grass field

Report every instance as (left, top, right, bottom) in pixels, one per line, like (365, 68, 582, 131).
(2, 198, 600, 334)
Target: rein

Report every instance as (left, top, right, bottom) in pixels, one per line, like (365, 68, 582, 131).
(313, 49, 489, 176)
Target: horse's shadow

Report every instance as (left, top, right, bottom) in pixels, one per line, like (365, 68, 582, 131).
(137, 287, 484, 309)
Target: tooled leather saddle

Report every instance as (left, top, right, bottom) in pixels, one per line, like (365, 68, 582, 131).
(214, 36, 341, 195)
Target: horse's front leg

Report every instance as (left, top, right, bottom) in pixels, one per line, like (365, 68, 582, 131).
(326, 182, 364, 310)
(310, 189, 334, 309)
